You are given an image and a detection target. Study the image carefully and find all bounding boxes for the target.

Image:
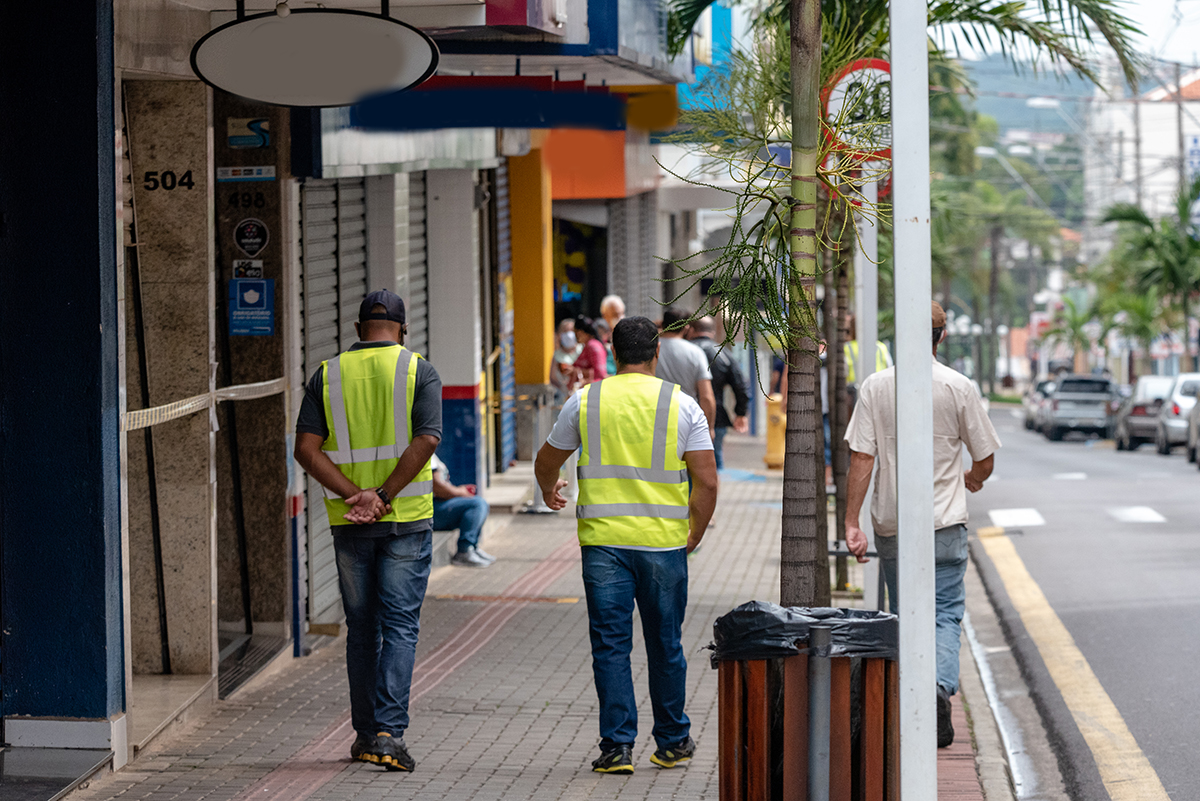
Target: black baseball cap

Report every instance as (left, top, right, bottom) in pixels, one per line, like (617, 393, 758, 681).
(359, 289, 405, 324)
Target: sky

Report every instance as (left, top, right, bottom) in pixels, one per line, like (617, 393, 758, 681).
(1127, 0, 1200, 67)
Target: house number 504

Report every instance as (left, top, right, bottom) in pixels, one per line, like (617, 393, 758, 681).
(143, 170, 195, 191)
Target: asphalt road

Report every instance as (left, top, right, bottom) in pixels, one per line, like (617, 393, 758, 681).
(968, 406, 1200, 801)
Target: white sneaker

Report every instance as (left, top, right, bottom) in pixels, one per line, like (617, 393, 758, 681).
(473, 547, 497, 563)
(451, 548, 492, 568)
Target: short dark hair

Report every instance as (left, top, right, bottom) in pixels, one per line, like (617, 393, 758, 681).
(612, 316, 659, 366)
(574, 315, 598, 337)
(661, 306, 689, 330)
(932, 326, 945, 347)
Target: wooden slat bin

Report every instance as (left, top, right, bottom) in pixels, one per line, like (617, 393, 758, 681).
(717, 654, 899, 801)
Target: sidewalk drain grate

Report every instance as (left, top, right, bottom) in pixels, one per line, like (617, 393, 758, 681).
(429, 594, 579, 604)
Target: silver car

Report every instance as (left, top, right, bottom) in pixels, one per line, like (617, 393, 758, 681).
(1157, 372, 1200, 454)
(1114, 375, 1174, 451)
(1023, 379, 1055, 430)
(1040, 375, 1114, 441)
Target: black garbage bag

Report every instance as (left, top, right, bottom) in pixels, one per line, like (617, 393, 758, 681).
(709, 600, 898, 667)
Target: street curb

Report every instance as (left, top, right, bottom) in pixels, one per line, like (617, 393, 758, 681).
(958, 563, 1017, 801)
(968, 532, 1109, 801)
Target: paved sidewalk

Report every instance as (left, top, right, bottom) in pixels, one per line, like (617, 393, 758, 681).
(71, 435, 1001, 801)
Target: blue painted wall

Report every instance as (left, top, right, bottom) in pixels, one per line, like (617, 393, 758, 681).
(439, 396, 482, 487)
(676, 2, 733, 110)
(0, 2, 125, 720)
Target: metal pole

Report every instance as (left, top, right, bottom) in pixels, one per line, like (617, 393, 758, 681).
(854, 177, 880, 611)
(807, 625, 832, 801)
(1133, 95, 1143, 207)
(1177, 62, 1186, 195)
(889, 0, 938, 797)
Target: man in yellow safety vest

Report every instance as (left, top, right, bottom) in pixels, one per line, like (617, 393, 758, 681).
(842, 314, 893, 385)
(294, 289, 442, 772)
(535, 316, 719, 775)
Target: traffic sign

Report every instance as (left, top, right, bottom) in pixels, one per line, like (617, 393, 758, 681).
(822, 58, 891, 160)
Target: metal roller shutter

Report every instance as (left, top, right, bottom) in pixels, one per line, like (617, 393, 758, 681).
(300, 177, 368, 625)
(407, 172, 429, 357)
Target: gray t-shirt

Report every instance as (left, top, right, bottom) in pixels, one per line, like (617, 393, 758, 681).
(296, 340, 442, 537)
(655, 337, 711, 399)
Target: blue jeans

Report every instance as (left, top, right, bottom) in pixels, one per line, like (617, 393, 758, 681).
(334, 531, 432, 737)
(824, 413, 832, 466)
(433, 495, 490, 553)
(875, 525, 968, 694)
(713, 427, 728, 470)
(581, 546, 691, 751)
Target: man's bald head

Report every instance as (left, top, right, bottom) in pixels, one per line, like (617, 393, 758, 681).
(689, 316, 717, 336)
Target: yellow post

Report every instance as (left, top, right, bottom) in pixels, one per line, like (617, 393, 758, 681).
(764, 393, 786, 468)
(508, 146, 555, 386)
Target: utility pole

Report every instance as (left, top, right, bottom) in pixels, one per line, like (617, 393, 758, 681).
(1177, 61, 1186, 194)
(1133, 95, 1143, 207)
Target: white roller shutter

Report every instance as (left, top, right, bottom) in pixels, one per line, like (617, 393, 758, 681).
(406, 172, 429, 357)
(300, 177, 368, 625)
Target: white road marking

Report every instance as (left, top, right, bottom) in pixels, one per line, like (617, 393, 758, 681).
(988, 508, 1046, 528)
(1107, 506, 1166, 523)
(1010, 409, 1024, 420)
(1052, 472, 1087, 480)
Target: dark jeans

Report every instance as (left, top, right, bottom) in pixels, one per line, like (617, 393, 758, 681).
(581, 546, 691, 750)
(334, 531, 432, 737)
(433, 495, 490, 553)
(875, 524, 969, 694)
(713, 427, 728, 470)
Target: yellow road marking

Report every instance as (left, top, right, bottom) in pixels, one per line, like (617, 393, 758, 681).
(975, 526, 1006, 538)
(980, 534, 1170, 801)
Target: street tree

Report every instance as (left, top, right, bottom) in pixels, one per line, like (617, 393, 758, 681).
(1102, 175, 1200, 372)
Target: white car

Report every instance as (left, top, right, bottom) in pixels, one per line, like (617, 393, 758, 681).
(1156, 373, 1200, 454)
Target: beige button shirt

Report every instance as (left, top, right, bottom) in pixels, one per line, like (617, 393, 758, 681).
(844, 357, 1001, 537)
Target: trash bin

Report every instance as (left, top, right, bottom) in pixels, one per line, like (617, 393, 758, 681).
(764, 393, 786, 469)
(711, 601, 899, 801)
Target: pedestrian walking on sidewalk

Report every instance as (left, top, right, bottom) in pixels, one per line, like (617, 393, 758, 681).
(294, 289, 442, 772)
(686, 316, 750, 469)
(534, 316, 719, 775)
(842, 300, 1000, 749)
(656, 307, 717, 436)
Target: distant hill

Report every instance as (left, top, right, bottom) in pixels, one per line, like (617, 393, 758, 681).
(962, 54, 1093, 133)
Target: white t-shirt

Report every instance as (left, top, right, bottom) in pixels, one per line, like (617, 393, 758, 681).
(654, 337, 712, 400)
(547, 378, 714, 456)
(844, 357, 1001, 537)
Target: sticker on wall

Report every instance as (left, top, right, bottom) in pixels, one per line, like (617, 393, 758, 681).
(229, 278, 275, 336)
(233, 259, 263, 278)
(217, 166, 276, 182)
(234, 218, 269, 257)
(227, 117, 270, 149)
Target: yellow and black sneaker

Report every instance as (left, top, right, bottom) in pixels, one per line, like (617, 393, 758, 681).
(650, 737, 695, 768)
(351, 733, 378, 763)
(372, 732, 416, 772)
(591, 745, 634, 774)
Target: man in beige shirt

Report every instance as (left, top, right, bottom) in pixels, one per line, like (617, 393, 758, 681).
(844, 301, 1000, 749)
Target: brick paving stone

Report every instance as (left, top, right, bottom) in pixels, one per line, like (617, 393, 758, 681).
(70, 434, 988, 801)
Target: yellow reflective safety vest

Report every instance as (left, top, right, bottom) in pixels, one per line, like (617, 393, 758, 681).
(576, 373, 690, 549)
(320, 344, 433, 525)
(843, 340, 892, 385)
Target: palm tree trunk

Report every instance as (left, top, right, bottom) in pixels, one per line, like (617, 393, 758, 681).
(781, 0, 827, 608)
(987, 225, 1002, 395)
(833, 231, 851, 588)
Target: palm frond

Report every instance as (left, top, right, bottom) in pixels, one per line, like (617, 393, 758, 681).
(1101, 204, 1153, 229)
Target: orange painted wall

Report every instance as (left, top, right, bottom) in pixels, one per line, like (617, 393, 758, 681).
(543, 129, 627, 199)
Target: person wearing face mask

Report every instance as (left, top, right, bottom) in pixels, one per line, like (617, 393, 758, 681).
(572, 315, 610, 386)
(551, 318, 582, 404)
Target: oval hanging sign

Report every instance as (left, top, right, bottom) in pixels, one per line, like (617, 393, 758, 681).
(191, 9, 439, 108)
(821, 58, 891, 160)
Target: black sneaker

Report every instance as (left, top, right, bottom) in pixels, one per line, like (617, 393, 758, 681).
(372, 732, 416, 771)
(650, 736, 695, 768)
(592, 745, 634, 774)
(937, 685, 954, 748)
(351, 732, 377, 763)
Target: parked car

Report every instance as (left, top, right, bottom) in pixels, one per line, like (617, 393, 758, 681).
(1113, 375, 1174, 450)
(1188, 399, 1200, 463)
(1039, 375, 1114, 441)
(1023, 379, 1055, 430)
(1156, 372, 1200, 454)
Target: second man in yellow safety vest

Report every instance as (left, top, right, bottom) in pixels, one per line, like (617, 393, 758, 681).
(535, 316, 718, 775)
